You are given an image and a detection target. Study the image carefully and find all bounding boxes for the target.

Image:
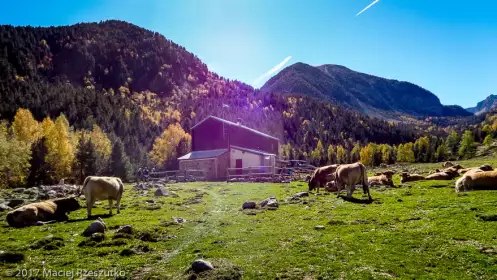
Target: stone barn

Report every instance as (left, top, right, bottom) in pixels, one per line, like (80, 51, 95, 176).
(178, 116, 279, 180)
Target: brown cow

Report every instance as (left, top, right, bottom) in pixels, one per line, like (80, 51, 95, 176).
(334, 162, 372, 200)
(79, 176, 124, 218)
(455, 170, 497, 192)
(368, 174, 394, 187)
(400, 172, 425, 183)
(6, 197, 81, 228)
(425, 171, 457, 180)
(308, 164, 340, 193)
(374, 170, 395, 178)
(458, 165, 493, 175)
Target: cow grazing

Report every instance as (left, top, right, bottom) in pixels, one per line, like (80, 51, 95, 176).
(455, 170, 497, 193)
(368, 174, 394, 187)
(334, 162, 372, 200)
(79, 176, 124, 218)
(400, 173, 425, 183)
(6, 197, 81, 228)
(308, 164, 340, 193)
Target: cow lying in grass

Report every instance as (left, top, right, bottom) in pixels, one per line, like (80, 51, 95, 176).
(458, 165, 493, 175)
(455, 170, 497, 193)
(426, 168, 459, 180)
(308, 164, 340, 193)
(6, 197, 81, 228)
(368, 174, 394, 187)
(79, 176, 124, 218)
(400, 172, 425, 183)
(334, 162, 372, 200)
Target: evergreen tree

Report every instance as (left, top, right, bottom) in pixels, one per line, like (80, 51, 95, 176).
(28, 137, 51, 186)
(446, 131, 459, 156)
(483, 134, 493, 147)
(75, 135, 97, 183)
(110, 139, 132, 181)
(458, 130, 475, 158)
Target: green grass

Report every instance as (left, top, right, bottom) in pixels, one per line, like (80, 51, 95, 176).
(1, 159, 497, 279)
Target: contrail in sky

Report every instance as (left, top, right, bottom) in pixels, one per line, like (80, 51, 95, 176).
(356, 0, 380, 16)
(252, 56, 292, 87)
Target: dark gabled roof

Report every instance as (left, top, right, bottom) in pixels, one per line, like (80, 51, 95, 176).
(178, 149, 228, 160)
(230, 145, 276, 156)
(191, 116, 279, 141)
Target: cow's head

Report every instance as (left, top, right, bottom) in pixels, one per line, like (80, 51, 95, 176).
(53, 197, 81, 213)
(308, 176, 318, 191)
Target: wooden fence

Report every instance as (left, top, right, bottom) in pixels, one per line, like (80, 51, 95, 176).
(148, 169, 207, 182)
(226, 165, 315, 182)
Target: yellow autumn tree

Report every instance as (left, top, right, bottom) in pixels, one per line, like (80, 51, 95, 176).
(0, 121, 31, 188)
(90, 125, 112, 173)
(11, 108, 42, 144)
(149, 123, 191, 167)
(336, 145, 347, 164)
(360, 144, 374, 166)
(43, 115, 75, 180)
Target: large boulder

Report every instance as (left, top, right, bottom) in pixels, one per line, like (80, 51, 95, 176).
(154, 187, 169, 197)
(242, 201, 256, 209)
(83, 218, 107, 237)
(116, 225, 133, 235)
(260, 197, 278, 208)
(191, 259, 214, 273)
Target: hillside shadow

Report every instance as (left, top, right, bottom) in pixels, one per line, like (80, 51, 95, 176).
(338, 195, 373, 204)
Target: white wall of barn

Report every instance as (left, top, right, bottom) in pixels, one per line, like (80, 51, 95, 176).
(230, 149, 263, 168)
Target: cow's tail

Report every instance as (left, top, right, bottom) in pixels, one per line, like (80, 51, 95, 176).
(360, 164, 369, 194)
(78, 176, 91, 197)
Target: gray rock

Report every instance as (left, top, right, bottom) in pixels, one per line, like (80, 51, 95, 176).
(36, 193, 50, 201)
(90, 232, 105, 242)
(191, 259, 214, 273)
(154, 187, 169, 197)
(82, 218, 106, 237)
(116, 225, 133, 235)
(169, 191, 179, 198)
(7, 199, 24, 208)
(47, 190, 57, 198)
(173, 217, 187, 224)
(293, 192, 309, 198)
(0, 204, 12, 212)
(242, 201, 256, 209)
(260, 197, 278, 208)
(23, 187, 39, 195)
(314, 225, 326, 230)
(153, 183, 165, 189)
(12, 188, 24, 193)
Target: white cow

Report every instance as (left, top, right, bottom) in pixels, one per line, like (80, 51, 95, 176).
(79, 176, 124, 218)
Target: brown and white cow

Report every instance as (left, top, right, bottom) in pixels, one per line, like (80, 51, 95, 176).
(308, 164, 340, 193)
(79, 176, 124, 218)
(334, 162, 372, 200)
(6, 197, 81, 228)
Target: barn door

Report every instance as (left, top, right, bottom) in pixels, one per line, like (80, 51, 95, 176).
(236, 159, 243, 175)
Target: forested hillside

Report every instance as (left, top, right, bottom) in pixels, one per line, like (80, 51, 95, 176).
(0, 20, 430, 177)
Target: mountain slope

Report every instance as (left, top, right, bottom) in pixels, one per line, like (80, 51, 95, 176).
(0, 20, 432, 168)
(466, 95, 497, 115)
(261, 62, 471, 118)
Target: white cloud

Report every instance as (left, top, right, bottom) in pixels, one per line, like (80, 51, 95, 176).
(251, 56, 293, 88)
(356, 0, 380, 17)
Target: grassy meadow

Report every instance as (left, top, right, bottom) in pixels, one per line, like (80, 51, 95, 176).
(1, 157, 497, 279)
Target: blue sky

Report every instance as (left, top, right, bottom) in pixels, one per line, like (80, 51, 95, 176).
(1, 0, 496, 108)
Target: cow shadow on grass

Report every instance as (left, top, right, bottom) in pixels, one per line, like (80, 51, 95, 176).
(65, 214, 113, 223)
(338, 195, 374, 204)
